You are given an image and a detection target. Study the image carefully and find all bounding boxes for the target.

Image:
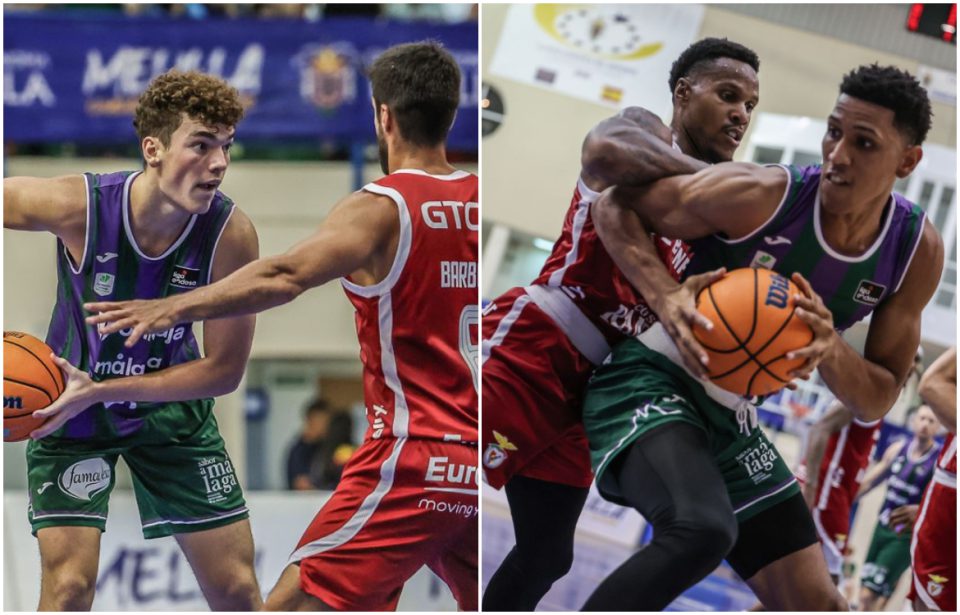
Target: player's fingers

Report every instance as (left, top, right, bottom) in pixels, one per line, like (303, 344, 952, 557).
(791, 272, 815, 298)
(32, 402, 61, 420)
(125, 324, 149, 348)
(684, 307, 714, 331)
(84, 301, 126, 313)
(794, 307, 830, 330)
(31, 413, 67, 440)
(689, 267, 727, 292)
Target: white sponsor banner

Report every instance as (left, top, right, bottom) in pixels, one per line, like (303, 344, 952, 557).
(482, 481, 645, 547)
(918, 64, 957, 107)
(4, 491, 456, 611)
(490, 3, 705, 116)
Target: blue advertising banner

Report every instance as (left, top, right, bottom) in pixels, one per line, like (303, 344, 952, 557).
(3, 13, 478, 150)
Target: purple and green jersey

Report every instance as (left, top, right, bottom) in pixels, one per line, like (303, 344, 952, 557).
(878, 439, 939, 528)
(686, 164, 926, 332)
(45, 171, 236, 440)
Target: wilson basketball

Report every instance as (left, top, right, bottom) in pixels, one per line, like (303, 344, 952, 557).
(693, 268, 814, 397)
(4, 331, 63, 442)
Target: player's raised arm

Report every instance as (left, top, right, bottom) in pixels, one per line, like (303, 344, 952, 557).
(809, 220, 944, 423)
(85, 190, 398, 346)
(800, 401, 854, 507)
(918, 346, 957, 432)
(580, 107, 708, 191)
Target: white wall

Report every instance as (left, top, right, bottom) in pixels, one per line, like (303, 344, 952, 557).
(482, 3, 957, 238)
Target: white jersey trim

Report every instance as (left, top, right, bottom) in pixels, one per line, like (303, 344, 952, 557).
(340, 184, 412, 298)
(141, 506, 248, 529)
(206, 205, 237, 285)
(378, 291, 410, 439)
(547, 179, 599, 287)
(814, 190, 896, 263)
(287, 437, 407, 564)
(893, 211, 926, 293)
(811, 508, 844, 577)
(938, 436, 956, 472)
(481, 294, 532, 366)
(817, 424, 850, 511)
(523, 284, 610, 365)
(65, 173, 93, 275)
(910, 476, 941, 610)
(392, 168, 471, 181)
(714, 164, 792, 245)
(122, 171, 198, 261)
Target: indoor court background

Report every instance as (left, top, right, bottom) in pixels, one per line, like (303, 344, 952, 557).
(480, 3, 956, 611)
(3, 4, 477, 610)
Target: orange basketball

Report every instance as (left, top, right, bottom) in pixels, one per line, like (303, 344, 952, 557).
(4, 331, 63, 442)
(693, 268, 814, 397)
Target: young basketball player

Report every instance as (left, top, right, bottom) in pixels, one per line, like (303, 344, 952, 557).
(85, 42, 478, 611)
(857, 405, 941, 611)
(797, 400, 881, 587)
(910, 346, 956, 612)
(582, 64, 942, 610)
(3, 71, 262, 610)
(482, 38, 757, 610)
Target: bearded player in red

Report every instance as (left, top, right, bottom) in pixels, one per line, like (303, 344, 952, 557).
(910, 346, 956, 611)
(86, 42, 478, 611)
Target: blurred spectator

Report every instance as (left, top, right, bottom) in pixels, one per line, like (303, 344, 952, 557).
(286, 398, 355, 490)
(381, 3, 477, 23)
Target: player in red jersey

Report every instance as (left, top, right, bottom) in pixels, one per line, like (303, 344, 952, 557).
(910, 346, 956, 611)
(482, 38, 758, 610)
(86, 42, 478, 611)
(796, 400, 881, 586)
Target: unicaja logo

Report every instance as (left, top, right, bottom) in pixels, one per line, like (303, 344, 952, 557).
(59, 458, 111, 501)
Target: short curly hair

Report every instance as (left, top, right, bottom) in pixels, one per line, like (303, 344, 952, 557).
(839, 64, 932, 146)
(134, 70, 244, 146)
(668, 37, 760, 94)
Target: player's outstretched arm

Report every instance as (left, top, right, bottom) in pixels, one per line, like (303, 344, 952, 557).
(580, 107, 708, 192)
(801, 401, 854, 508)
(31, 210, 260, 439)
(85, 191, 397, 347)
(4, 175, 87, 247)
(812, 221, 944, 423)
(918, 346, 957, 432)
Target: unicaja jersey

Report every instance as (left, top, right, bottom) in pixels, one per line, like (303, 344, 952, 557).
(686, 165, 926, 332)
(530, 179, 692, 351)
(46, 171, 235, 440)
(808, 418, 882, 516)
(879, 439, 940, 527)
(341, 169, 478, 443)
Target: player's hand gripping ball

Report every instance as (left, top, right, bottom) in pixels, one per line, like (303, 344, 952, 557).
(3, 332, 62, 441)
(693, 268, 813, 397)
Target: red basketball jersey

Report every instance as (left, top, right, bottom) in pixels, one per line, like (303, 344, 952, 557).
(531, 179, 692, 345)
(342, 169, 478, 443)
(811, 418, 882, 517)
(937, 433, 956, 476)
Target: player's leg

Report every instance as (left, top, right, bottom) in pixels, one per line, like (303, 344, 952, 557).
(859, 525, 901, 611)
(483, 471, 588, 610)
(582, 422, 738, 611)
(36, 526, 102, 610)
(174, 519, 262, 610)
(263, 564, 332, 611)
(429, 503, 479, 611)
(728, 493, 847, 610)
(124, 403, 259, 609)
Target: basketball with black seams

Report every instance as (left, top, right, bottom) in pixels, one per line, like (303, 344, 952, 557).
(4, 331, 63, 441)
(693, 268, 814, 397)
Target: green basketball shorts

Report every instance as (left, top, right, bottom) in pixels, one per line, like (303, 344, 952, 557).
(861, 523, 911, 597)
(583, 326, 800, 522)
(26, 400, 247, 538)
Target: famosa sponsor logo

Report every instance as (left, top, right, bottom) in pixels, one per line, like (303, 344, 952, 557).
(59, 458, 112, 501)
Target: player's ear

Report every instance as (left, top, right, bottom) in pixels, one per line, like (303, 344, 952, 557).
(674, 78, 692, 107)
(142, 136, 162, 168)
(895, 144, 922, 179)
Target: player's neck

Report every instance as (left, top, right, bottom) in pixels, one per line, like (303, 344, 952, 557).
(128, 172, 195, 257)
(818, 192, 891, 256)
(387, 142, 455, 176)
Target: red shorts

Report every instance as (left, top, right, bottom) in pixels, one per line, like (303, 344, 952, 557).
(289, 438, 478, 611)
(909, 475, 956, 611)
(481, 287, 594, 489)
